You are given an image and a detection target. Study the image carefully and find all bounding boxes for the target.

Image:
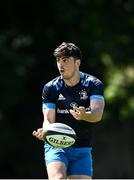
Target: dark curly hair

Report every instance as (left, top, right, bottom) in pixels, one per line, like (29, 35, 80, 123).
(53, 42, 82, 60)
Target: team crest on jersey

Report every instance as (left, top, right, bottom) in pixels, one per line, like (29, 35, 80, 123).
(79, 90, 88, 100)
(58, 93, 66, 100)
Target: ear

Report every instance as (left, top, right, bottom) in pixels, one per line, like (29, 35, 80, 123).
(75, 59, 81, 67)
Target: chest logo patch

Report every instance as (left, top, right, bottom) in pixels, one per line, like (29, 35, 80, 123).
(79, 90, 88, 100)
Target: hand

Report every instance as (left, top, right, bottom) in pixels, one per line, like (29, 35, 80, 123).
(32, 128, 45, 141)
(69, 106, 86, 120)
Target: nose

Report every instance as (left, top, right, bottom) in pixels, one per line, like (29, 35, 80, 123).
(57, 59, 64, 68)
(58, 59, 63, 65)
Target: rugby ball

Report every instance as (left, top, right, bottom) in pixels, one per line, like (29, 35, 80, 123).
(44, 123, 76, 148)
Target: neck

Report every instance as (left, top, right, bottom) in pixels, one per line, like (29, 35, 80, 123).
(64, 71, 80, 87)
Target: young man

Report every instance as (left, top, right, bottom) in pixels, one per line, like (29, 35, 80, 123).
(33, 42, 105, 179)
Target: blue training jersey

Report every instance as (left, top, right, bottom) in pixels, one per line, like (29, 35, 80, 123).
(42, 71, 104, 147)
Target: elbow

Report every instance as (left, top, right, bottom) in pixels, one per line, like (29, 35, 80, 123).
(95, 117, 102, 122)
(93, 114, 103, 122)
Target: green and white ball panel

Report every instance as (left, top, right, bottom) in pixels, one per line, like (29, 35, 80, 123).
(45, 134, 76, 148)
(44, 123, 76, 148)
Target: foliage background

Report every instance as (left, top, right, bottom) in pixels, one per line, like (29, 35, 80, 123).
(0, 0, 134, 178)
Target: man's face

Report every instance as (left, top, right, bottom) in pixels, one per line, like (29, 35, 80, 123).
(56, 56, 80, 80)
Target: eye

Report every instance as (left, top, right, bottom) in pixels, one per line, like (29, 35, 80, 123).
(63, 58, 70, 63)
(63, 59, 68, 63)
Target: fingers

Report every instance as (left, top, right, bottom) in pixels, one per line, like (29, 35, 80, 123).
(32, 131, 36, 135)
(77, 106, 85, 112)
(70, 106, 86, 120)
(32, 128, 45, 141)
(70, 106, 85, 114)
(70, 109, 79, 114)
(70, 109, 80, 120)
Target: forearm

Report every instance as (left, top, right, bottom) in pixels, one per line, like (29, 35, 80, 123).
(82, 99, 105, 123)
(82, 109, 103, 122)
(42, 108, 56, 130)
(42, 119, 51, 129)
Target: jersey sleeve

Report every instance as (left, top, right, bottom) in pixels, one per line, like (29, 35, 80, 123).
(90, 78, 104, 101)
(42, 84, 56, 109)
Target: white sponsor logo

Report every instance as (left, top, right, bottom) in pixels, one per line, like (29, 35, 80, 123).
(57, 108, 69, 114)
(58, 93, 66, 100)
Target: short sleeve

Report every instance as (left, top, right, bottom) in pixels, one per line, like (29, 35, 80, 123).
(89, 78, 104, 101)
(42, 84, 56, 103)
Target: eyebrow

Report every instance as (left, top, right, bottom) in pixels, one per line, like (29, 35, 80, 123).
(56, 56, 69, 60)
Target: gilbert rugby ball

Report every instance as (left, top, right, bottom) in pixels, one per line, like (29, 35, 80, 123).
(44, 123, 76, 148)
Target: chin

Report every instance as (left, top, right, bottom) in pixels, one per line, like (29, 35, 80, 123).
(60, 73, 72, 80)
(61, 75, 67, 80)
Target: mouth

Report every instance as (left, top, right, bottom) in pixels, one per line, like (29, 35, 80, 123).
(60, 69, 65, 73)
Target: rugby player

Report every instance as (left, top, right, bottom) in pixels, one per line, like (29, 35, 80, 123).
(33, 42, 105, 179)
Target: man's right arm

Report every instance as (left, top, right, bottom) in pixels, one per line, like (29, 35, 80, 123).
(32, 108, 55, 141)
